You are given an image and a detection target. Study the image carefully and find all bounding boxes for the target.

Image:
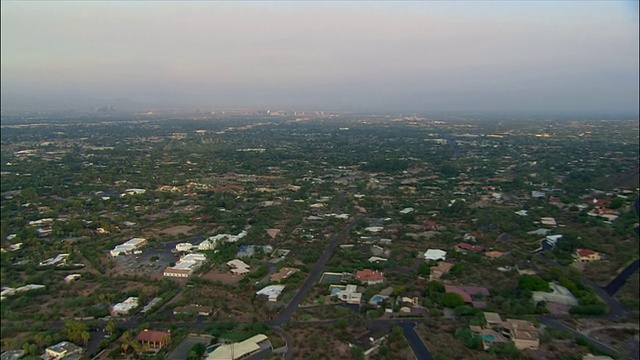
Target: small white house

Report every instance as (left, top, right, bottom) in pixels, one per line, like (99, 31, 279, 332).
(424, 249, 447, 262)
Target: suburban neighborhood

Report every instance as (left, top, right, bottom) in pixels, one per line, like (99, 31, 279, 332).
(1, 112, 638, 360)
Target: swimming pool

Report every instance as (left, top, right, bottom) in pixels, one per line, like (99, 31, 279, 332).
(371, 295, 385, 304)
(481, 334, 496, 342)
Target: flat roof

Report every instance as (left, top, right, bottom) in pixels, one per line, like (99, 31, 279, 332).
(207, 334, 268, 360)
(483, 312, 502, 324)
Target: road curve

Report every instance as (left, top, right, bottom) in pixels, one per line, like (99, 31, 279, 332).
(397, 322, 435, 360)
(539, 316, 620, 358)
(538, 255, 630, 321)
(270, 326, 294, 360)
(581, 323, 640, 336)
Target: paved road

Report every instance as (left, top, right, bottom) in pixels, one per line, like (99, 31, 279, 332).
(537, 255, 630, 321)
(285, 318, 435, 360)
(623, 336, 640, 360)
(581, 323, 640, 336)
(86, 327, 107, 358)
(398, 322, 435, 360)
(33, 215, 438, 360)
(436, 131, 463, 157)
(268, 215, 368, 326)
(540, 316, 620, 358)
(604, 259, 639, 296)
(270, 326, 293, 360)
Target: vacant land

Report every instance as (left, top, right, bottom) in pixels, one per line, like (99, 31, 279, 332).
(200, 268, 243, 285)
(287, 325, 364, 359)
(159, 225, 197, 236)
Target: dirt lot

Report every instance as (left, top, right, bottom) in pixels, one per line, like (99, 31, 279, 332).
(200, 268, 243, 285)
(181, 280, 277, 323)
(287, 325, 365, 359)
(159, 225, 197, 236)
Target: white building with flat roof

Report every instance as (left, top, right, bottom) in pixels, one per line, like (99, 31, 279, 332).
(110, 238, 147, 257)
(164, 253, 207, 278)
(44, 341, 82, 360)
(424, 249, 447, 261)
(197, 239, 215, 251)
(111, 297, 139, 316)
(540, 217, 557, 227)
(256, 285, 285, 302)
(39, 253, 70, 267)
(532, 283, 578, 306)
(208, 231, 248, 244)
(175, 243, 193, 252)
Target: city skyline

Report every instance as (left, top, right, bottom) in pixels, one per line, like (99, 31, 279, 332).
(1, 1, 638, 116)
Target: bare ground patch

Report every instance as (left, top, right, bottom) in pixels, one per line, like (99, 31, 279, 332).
(159, 225, 197, 236)
(200, 268, 243, 285)
(287, 325, 364, 359)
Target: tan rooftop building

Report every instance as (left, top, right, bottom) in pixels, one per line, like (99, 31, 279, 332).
(483, 312, 503, 327)
(206, 334, 271, 360)
(429, 262, 454, 281)
(485, 251, 505, 259)
(270, 267, 299, 283)
(227, 259, 250, 276)
(474, 313, 539, 351)
(503, 319, 539, 350)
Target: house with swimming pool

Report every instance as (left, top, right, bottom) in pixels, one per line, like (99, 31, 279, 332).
(329, 284, 362, 304)
(470, 312, 540, 351)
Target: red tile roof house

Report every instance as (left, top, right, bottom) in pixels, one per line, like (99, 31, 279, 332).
(356, 269, 385, 285)
(575, 248, 602, 262)
(445, 285, 491, 308)
(455, 242, 486, 253)
(136, 330, 171, 350)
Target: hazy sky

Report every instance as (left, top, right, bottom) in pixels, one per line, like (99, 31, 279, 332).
(1, 1, 638, 114)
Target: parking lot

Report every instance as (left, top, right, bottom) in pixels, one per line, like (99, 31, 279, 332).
(112, 240, 182, 275)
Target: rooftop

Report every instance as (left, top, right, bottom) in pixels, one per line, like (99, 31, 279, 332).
(270, 267, 299, 282)
(576, 248, 597, 257)
(424, 249, 447, 261)
(256, 285, 285, 301)
(136, 330, 171, 343)
(356, 269, 385, 282)
(207, 334, 269, 360)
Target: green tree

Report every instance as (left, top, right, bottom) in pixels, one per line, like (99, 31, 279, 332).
(334, 319, 348, 329)
(106, 319, 116, 336)
(441, 293, 466, 308)
(609, 198, 624, 209)
(81, 331, 90, 345)
(351, 345, 365, 360)
(63, 320, 87, 345)
(187, 343, 206, 360)
(518, 275, 550, 292)
(454, 327, 482, 350)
